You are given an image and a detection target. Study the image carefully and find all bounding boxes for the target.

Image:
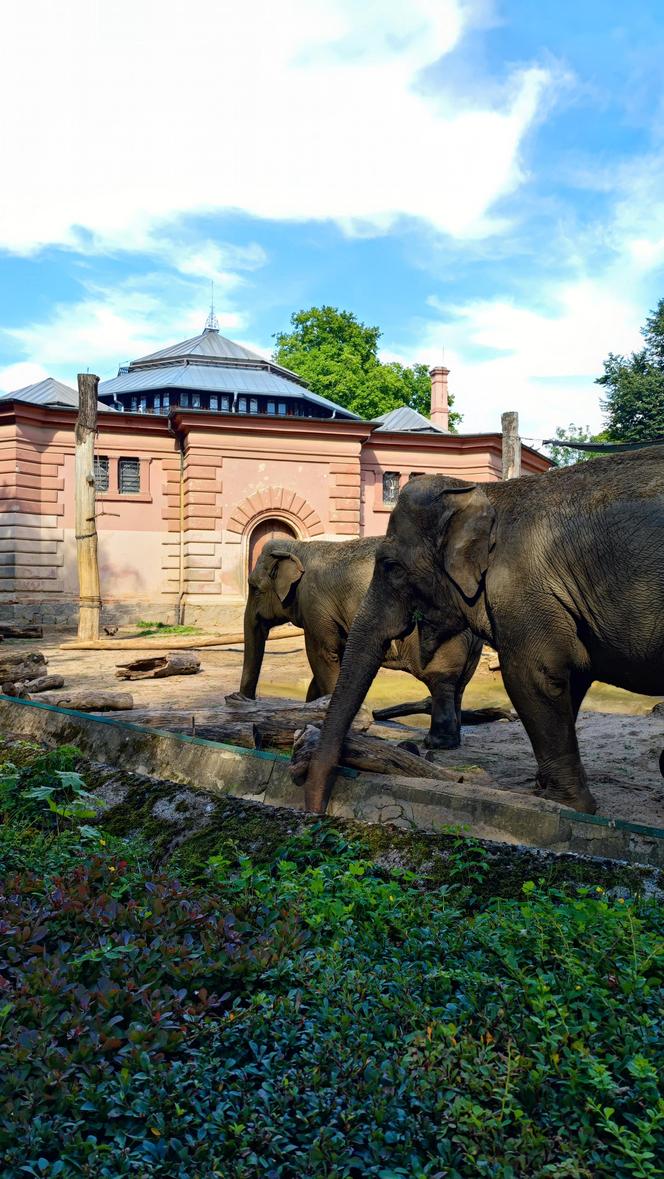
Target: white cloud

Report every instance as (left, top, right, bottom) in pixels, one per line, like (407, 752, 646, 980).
(0, 0, 552, 256)
(396, 277, 645, 437)
(2, 273, 256, 382)
(0, 361, 50, 396)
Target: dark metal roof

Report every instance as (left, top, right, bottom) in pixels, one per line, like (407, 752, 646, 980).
(373, 406, 447, 434)
(0, 376, 111, 412)
(99, 363, 359, 418)
(125, 326, 306, 385)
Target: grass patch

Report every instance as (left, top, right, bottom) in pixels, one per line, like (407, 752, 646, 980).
(136, 621, 202, 637)
(1, 739, 663, 1178)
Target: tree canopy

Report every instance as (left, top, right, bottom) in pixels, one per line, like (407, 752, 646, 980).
(545, 423, 606, 466)
(596, 297, 664, 442)
(272, 306, 460, 428)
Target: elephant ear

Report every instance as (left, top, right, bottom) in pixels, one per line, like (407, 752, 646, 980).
(268, 548, 305, 603)
(440, 488, 496, 600)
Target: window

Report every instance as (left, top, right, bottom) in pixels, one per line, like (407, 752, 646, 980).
(119, 457, 141, 495)
(192, 393, 201, 408)
(162, 393, 170, 410)
(278, 401, 286, 415)
(93, 455, 109, 492)
(249, 398, 258, 413)
(130, 397, 138, 413)
(139, 397, 147, 413)
(154, 394, 161, 411)
(221, 395, 230, 411)
(180, 392, 190, 408)
(382, 471, 400, 506)
(210, 394, 218, 411)
(409, 471, 425, 481)
(267, 400, 276, 414)
(238, 397, 247, 412)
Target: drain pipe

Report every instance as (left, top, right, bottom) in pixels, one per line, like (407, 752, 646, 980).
(168, 416, 186, 626)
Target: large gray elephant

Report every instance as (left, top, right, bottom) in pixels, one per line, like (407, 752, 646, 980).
(234, 536, 482, 749)
(297, 447, 664, 814)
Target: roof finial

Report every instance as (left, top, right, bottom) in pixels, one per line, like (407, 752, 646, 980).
(205, 281, 219, 332)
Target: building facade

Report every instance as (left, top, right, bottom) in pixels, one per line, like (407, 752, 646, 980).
(0, 325, 551, 628)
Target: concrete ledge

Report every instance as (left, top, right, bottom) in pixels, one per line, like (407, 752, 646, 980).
(1, 695, 663, 869)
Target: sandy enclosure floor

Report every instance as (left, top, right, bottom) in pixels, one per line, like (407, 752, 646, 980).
(5, 632, 664, 829)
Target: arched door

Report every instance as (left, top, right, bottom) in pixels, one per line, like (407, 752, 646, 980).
(249, 518, 297, 572)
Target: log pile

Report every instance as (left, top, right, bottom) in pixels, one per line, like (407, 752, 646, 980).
(290, 724, 491, 786)
(0, 623, 43, 639)
(0, 651, 50, 696)
(116, 652, 201, 680)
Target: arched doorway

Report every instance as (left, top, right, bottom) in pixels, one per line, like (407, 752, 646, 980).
(248, 517, 297, 572)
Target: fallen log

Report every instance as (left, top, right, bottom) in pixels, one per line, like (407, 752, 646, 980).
(116, 652, 201, 680)
(372, 697, 515, 724)
(129, 696, 371, 745)
(290, 724, 492, 787)
(0, 651, 47, 687)
(15, 674, 64, 695)
(29, 690, 134, 712)
(60, 625, 304, 652)
(0, 623, 43, 638)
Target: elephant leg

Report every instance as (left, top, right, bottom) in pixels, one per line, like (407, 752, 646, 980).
(304, 634, 342, 699)
(306, 677, 322, 702)
(500, 658, 597, 814)
(423, 678, 461, 749)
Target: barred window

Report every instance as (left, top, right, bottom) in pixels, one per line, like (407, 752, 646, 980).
(192, 393, 201, 408)
(238, 397, 247, 412)
(180, 392, 190, 408)
(139, 396, 147, 413)
(221, 395, 230, 411)
(154, 394, 161, 411)
(267, 401, 276, 414)
(119, 457, 141, 495)
(210, 395, 218, 410)
(162, 393, 170, 410)
(278, 401, 286, 415)
(130, 397, 138, 412)
(382, 471, 400, 506)
(93, 455, 109, 492)
(249, 398, 258, 413)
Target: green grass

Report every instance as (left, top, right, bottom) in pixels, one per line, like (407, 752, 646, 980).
(136, 621, 202, 637)
(1, 740, 663, 1178)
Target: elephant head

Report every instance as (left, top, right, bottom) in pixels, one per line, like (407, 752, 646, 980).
(238, 542, 304, 698)
(300, 476, 496, 812)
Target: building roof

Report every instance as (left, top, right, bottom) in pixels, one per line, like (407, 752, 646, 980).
(125, 325, 306, 385)
(100, 363, 358, 417)
(373, 405, 447, 434)
(0, 376, 110, 413)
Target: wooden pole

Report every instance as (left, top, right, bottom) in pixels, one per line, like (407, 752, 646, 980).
(501, 411, 521, 479)
(75, 374, 102, 640)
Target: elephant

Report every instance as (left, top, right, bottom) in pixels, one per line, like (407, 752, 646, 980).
(297, 446, 664, 815)
(234, 536, 483, 749)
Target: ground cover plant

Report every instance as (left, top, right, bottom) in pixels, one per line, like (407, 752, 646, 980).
(136, 621, 202, 637)
(0, 739, 663, 1177)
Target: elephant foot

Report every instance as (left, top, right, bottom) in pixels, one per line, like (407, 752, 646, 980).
(424, 733, 461, 751)
(534, 775, 597, 814)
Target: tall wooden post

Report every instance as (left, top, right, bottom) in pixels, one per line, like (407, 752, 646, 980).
(501, 411, 521, 480)
(75, 374, 102, 640)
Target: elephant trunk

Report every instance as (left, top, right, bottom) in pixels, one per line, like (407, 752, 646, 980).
(238, 597, 269, 699)
(302, 582, 408, 813)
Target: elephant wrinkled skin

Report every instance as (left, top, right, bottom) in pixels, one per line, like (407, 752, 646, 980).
(234, 537, 482, 750)
(299, 447, 664, 815)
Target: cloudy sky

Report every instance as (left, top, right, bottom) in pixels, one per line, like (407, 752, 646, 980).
(1, 0, 663, 436)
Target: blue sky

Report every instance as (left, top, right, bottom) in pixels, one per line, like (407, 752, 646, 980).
(1, 0, 663, 437)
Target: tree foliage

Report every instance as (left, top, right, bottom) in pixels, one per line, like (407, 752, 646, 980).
(273, 305, 461, 428)
(545, 423, 606, 466)
(596, 298, 664, 442)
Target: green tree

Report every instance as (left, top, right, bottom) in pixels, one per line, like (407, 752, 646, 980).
(273, 305, 460, 428)
(596, 298, 664, 442)
(546, 423, 606, 466)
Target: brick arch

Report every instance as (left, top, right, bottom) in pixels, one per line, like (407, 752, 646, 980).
(226, 487, 324, 538)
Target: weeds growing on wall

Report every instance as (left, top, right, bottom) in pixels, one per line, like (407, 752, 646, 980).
(0, 741, 663, 1177)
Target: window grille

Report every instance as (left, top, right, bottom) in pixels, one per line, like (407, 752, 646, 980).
(382, 471, 400, 506)
(130, 397, 138, 412)
(93, 455, 109, 492)
(267, 401, 276, 414)
(154, 394, 161, 411)
(139, 397, 147, 413)
(221, 395, 230, 411)
(210, 395, 218, 410)
(192, 393, 201, 408)
(238, 397, 247, 412)
(249, 398, 258, 413)
(162, 393, 170, 410)
(119, 457, 141, 495)
(278, 401, 286, 415)
(180, 392, 190, 408)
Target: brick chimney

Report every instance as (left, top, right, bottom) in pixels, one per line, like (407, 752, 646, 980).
(429, 366, 449, 431)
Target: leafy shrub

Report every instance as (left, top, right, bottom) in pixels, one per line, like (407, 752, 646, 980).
(0, 748, 663, 1177)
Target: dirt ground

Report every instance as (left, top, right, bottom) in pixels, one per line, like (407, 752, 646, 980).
(6, 632, 664, 828)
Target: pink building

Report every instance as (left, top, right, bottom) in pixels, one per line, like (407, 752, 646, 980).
(0, 324, 550, 628)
